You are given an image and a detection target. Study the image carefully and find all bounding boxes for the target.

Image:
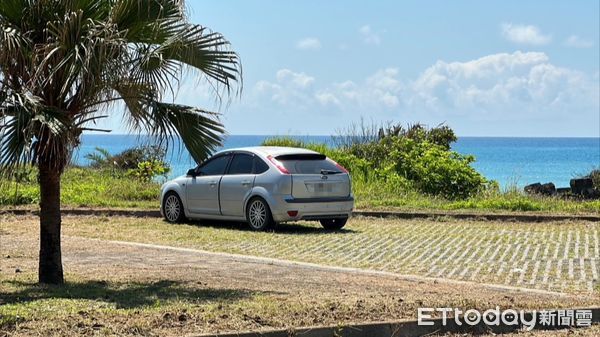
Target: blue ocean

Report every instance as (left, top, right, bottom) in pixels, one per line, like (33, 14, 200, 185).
(73, 135, 600, 188)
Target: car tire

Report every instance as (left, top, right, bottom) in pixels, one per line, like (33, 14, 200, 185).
(320, 218, 347, 230)
(246, 197, 274, 231)
(163, 192, 186, 223)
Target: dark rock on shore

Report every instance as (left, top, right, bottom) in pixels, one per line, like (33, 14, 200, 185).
(524, 183, 542, 194)
(524, 182, 556, 196)
(570, 178, 594, 195)
(525, 178, 599, 199)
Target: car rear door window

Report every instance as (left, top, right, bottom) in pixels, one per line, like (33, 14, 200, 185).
(276, 154, 340, 174)
(227, 153, 254, 175)
(254, 157, 270, 174)
(198, 155, 231, 176)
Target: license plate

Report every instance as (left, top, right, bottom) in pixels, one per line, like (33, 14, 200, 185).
(315, 183, 334, 192)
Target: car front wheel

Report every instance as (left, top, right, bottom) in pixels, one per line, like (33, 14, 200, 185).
(320, 218, 347, 230)
(246, 197, 274, 231)
(163, 192, 185, 223)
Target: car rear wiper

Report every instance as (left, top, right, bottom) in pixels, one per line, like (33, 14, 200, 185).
(321, 169, 342, 175)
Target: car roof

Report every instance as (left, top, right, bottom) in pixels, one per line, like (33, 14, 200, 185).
(215, 146, 320, 157)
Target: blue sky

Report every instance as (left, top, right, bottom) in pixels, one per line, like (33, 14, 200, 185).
(102, 0, 600, 136)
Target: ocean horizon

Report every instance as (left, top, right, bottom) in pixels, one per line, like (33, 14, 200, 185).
(74, 134, 600, 189)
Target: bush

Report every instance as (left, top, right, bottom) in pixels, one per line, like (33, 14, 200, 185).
(400, 141, 487, 199)
(339, 135, 487, 199)
(85, 145, 169, 171)
(126, 160, 170, 182)
(587, 169, 600, 189)
(335, 121, 457, 150)
(262, 127, 487, 200)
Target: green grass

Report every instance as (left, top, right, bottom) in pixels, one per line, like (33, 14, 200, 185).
(0, 166, 598, 214)
(351, 174, 600, 214)
(0, 167, 159, 208)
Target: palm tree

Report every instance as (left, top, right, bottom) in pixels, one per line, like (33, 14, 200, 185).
(0, 0, 241, 284)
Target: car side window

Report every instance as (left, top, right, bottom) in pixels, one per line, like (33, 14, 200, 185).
(227, 153, 254, 175)
(198, 155, 231, 176)
(254, 157, 269, 174)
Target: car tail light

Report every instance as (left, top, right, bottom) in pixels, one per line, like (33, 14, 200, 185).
(331, 160, 349, 173)
(287, 210, 298, 217)
(267, 155, 290, 174)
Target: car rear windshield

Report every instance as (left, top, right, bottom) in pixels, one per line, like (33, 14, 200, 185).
(276, 154, 341, 174)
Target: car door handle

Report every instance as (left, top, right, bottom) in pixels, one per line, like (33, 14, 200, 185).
(241, 180, 252, 186)
(209, 181, 218, 187)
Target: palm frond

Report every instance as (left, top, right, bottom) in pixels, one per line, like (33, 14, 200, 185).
(151, 102, 224, 163)
(111, 0, 185, 43)
(159, 23, 241, 97)
(0, 0, 241, 172)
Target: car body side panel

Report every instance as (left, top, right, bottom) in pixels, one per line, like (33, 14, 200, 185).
(186, 175, 222, 215)
(220, 174, 256, 217)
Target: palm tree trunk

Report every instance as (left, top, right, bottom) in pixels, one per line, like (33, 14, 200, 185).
(38, 162, 64, 284)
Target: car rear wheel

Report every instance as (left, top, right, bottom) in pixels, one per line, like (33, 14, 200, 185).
(246, 197, 274, 231)
(163, 192, 185, 223)
(320, 218, 347, 230)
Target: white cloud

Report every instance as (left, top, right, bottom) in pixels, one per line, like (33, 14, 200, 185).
(252, 69, 315, 106)
(410, 51, 597, 114)
(501, 23, 552, 45)
(248, 52, 598, 130)
(315, 92, 341, 106)
(564, 35, 594, 48)
(276, 69, 314, 88)
(359, 25, 381, 45)
(296, 37, 321, 50)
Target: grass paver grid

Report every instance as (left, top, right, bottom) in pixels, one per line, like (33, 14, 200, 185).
(96, 217, 600, 293)
(5, 214, 598, 294)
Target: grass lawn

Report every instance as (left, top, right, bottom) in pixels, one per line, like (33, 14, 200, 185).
(1, 214, 599, 336)
(3, 214, 599, 295)
(1, 167, 599, 214)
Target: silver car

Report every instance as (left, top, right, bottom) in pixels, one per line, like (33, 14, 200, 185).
(160, 146, 354, 230)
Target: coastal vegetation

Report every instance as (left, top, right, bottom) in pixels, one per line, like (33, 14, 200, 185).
(1, 124, 599, 214)
(260, 123, 600, 214)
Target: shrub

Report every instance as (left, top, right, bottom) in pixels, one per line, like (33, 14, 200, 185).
(335, 120, 457, 150)
(587, 169, 600, 189)
(262, 126, 487, 199)
(127, 160, 170, 182)
(85, 145, 169, 171)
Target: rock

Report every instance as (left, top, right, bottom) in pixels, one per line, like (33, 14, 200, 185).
(582, 187, 600, 199)
(570, 178, 593, 195)
(540, 183, 556, 195)
(524, 183, 542, 194)
(524, 182, 556, 196)
(556, 187, 571, 195)
(15, 268, 21, 273)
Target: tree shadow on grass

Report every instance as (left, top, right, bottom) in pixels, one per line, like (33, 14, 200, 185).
(0, 279, 256, 309)
(177, 219, 357, 235)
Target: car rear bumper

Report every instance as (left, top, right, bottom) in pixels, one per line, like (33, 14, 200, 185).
(270, 195, 354, 222)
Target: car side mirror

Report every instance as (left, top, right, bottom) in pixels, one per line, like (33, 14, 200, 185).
(187, 168, 198, 177)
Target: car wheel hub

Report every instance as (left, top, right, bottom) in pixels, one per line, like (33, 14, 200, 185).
(249, 201, 266, 228)
(165, 195, 180, 221)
